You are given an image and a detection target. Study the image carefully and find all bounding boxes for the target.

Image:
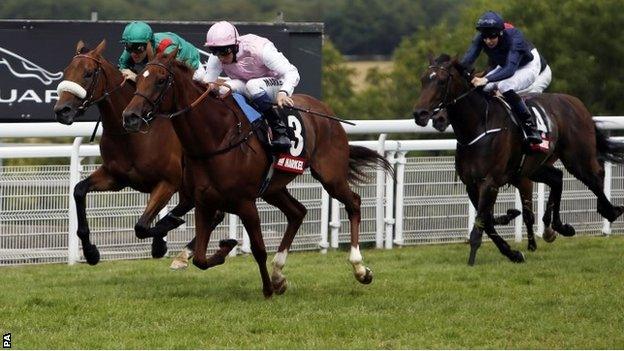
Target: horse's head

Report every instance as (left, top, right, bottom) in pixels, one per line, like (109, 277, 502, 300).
(412, 54, 472, 128)
(53, 40, 113, 124)
(122, 45, 179, 132)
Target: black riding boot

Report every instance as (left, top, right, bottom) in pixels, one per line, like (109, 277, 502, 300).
(264, 107, 292, 152)
(503, 90, 542, 144)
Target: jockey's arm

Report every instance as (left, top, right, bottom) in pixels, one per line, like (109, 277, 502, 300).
(118, 51, 138, 81)
(459, 33, 484, 69)
(484, 47, 521, 82)
(261, 43, 300, 97)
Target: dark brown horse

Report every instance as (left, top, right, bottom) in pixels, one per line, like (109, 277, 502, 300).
(428, 111, 553, 251)
(413, 55, 624, 265)
(122, 49, 392, 297)
(53, 40, 214, 264)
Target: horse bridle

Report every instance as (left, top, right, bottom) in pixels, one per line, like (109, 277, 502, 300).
(427, 64, 476, 114)
(133, 62, 175, 123)
(71, 54, 126, 113)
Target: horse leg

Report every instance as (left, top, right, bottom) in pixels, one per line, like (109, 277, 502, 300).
(261, 189, 308, 295)
(517, 178, 537, 251)
(234, 201, 273, 298)
(188, 204, 236, 271)
(561, 152, 624, 223)
(529, 165, 575, 238)
(133, 181, 177, 258)
(468, 181, 525, 265)
(74, 167, 124, 265)
(169, 210, 226, 271)
(319, 177, 372, 284)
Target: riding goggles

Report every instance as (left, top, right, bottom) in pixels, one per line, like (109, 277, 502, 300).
(208, 46, 234, 57)
(125, 43, 147, 54)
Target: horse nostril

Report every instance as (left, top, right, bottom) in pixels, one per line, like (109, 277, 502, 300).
(414, 109, 430, 118)
(54, 105, 71, 116)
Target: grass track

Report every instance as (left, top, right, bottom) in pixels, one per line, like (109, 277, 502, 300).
(1, 236, 624, 349)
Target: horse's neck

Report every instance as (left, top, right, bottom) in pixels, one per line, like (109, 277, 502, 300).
(169, 79, 237, 157)
(96, 66, 131, 136)
(447, 92, 494, 143)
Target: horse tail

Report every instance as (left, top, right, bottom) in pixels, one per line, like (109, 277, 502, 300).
(347, 145, 394, 184)
(595, 126, 624, 164)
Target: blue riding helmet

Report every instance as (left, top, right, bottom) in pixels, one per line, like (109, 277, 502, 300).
(476, 11, 505, 31)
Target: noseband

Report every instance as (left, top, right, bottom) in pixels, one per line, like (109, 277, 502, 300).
(71, 54, 126, 113)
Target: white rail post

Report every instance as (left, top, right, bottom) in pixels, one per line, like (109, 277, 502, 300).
(241, 226, 251, 254)
(68, 137, 83, 265)
(375, 134, 387, 248)
(537, 183, 545, 237)
(384, 151, 397, 249)
(330, 198, 340, 248)
(319, 189, 330, 253)
(228, 213, 238, 257)
(602, 161, 612, 235)
(514, 188, 523, 243)
(394, 151, 407, 246)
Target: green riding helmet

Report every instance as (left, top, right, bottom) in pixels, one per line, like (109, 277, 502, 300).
(121, 21, 153, 43)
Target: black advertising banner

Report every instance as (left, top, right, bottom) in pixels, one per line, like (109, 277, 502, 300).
(0, 20, 322, 122)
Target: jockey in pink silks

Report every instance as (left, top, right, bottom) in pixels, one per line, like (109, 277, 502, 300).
(199, 21, 300, 151)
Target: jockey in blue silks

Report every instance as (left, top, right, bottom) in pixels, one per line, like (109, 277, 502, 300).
(460, 11, 549, 145)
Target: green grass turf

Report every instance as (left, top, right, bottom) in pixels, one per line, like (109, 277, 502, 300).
(1, 235, 623, 349)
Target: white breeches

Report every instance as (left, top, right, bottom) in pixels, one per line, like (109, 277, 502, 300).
(518, 64, 552, 94)
(219, 77, 285, 101)
(485, 48, 542, 93)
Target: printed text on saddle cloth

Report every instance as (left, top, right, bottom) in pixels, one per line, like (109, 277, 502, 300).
(274, 112, 307, 174)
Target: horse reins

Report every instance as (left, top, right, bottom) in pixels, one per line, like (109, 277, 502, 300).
(428, 65, 478, 113)
(70, 54, 127, 141)
(136, 62, 256, 158)
(428, 64, 504, 146)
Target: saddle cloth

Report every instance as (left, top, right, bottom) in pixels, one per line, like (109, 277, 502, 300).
(496, 95, 552, 152)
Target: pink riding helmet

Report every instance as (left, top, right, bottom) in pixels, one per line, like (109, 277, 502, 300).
(205, 21, 239, 47)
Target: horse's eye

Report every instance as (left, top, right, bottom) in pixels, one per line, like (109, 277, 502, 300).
(157, 78, 166, 85)
(83, 71, 93, 78)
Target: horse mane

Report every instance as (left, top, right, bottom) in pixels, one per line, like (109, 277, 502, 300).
(170, 60, 203, 94)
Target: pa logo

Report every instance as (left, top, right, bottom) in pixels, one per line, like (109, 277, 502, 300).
(2, 333, 10, 348)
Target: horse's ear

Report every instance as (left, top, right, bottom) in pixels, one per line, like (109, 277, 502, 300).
(428, 52, 434, 65)
(93, 39, 106, 56)
(75, 40, 86, 55)
(146, 41, 154, 61)
(164, 46, 179, 65)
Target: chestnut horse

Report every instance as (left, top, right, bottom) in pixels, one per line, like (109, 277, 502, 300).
(413, 55, 624, 265)
(122, 49, 392, 297)
(53, 40, 217, 264)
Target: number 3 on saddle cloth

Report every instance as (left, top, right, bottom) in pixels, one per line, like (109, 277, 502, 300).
(232, 93, 307, 175)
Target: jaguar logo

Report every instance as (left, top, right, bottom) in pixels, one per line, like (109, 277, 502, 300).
(0, 46, 63, 85)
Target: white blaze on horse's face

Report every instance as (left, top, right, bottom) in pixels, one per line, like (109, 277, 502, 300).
(429, 72, 437, 80)
(142, 70, 150, 78)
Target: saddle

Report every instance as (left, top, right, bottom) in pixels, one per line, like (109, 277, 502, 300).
(493, 94, 552, 153)
(228, 94, 309, 194)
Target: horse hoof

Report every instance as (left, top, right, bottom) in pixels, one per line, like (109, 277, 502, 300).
(556, 223, 576, 237)
(219, 239, 238, 249)
(528, 242, 537, 252)
(83, 244, 100, 265)
(357, 267, 373, 285)
(134, 224, 151, 239)
(507, 209, 522, 220)
(543, 227, 558, 243)
(151, 237, 167, 258)
(272, 277, 288, 295)
(192, 257, 209, 270)
(263, 288, 274, 299)
(510, 250, 525, 263)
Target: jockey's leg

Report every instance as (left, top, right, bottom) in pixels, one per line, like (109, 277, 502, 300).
(246, 78, 291, 152)
(502, 89, 541, 144)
